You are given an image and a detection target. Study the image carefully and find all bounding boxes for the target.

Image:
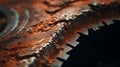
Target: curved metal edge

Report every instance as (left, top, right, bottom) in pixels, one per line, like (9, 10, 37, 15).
(0, 6, 19, 39)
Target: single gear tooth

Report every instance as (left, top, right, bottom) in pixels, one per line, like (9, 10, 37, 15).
(104, 20, 114, 25)
(67, 40, 79, 47)
(52, 59, 63, 67)
(80, 29, 89, 35)
(57, 53, 70, 60)
(66, 33, 80, 47)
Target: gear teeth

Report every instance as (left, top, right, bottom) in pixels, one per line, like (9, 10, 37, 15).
(66, 33, 80, 47)
(52, 44, 72, 67)
(57, 45, 72, 60)
(52, 37, 78, 67)
(52, 59, 63, 67)
(103, 20, 114, 25)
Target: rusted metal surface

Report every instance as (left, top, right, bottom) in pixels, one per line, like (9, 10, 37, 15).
(0, 0, 120, 67)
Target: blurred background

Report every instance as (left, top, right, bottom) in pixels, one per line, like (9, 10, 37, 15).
(62, 20, 120, 67)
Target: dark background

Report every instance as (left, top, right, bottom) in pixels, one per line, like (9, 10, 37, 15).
(62, 20, 120, 67)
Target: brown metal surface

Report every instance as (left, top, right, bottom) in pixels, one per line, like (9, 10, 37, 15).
(0, 0, 120, 67)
